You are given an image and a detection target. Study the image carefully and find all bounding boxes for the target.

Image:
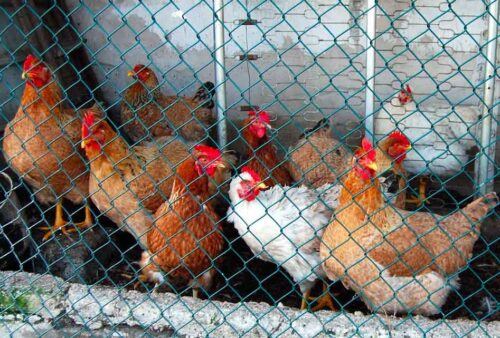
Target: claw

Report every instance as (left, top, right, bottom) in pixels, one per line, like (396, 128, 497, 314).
(310, 283, 336, 312)
(406, 177, 429, 207)
(133, 273, 149, 290)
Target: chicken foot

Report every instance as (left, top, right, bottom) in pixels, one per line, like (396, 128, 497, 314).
(311, 283, 336, 311)
(300, 283, 336, 311)
(72, 204, 94, 230)
(40, 201, 77, 241)
(406, 177, 429, 207)
(40, 202, 94, 241)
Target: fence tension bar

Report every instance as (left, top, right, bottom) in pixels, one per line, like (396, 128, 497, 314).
(214, 0, 228, 148)
(364, 0, 377, 142)
(476, 0, 499, 196)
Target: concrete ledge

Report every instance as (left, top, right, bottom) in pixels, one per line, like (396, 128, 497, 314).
(0, 271, 498, 337)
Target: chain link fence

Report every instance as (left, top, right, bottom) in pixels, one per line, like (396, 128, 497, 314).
(0, 0, 498, 336)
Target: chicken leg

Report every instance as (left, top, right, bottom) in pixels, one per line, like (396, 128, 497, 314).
(300, 290, 311, 310)
(406, 177, 429, 207)
(41, 201, 77, 241)
(73, 204, 94, 230)
(41, 202, 93, 241)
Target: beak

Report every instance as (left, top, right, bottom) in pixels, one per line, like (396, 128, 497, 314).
(127, 70, 135, 77)
(21, 72, 27, 80)
(81, 138, 89, 149)
(217, 161, 227, 169)
(366, 162, 378, 171)
(406, 145, 412, 150)
(257, 182, 268, 190)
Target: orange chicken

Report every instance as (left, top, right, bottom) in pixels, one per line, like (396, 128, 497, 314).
(320, 138, 498, 315)
(139, 145, 225, 298)
(3, 54, 97, 239)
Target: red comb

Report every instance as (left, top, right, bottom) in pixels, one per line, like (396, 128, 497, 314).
(241, 166, 261, 182)
(81, 111, 95, 138)
(403, 84, 412, 94)
(193, 144, 222, 160)
(23, 54, 38, 71)
(133, 64, 147, 73)
(389, 131, 410, 147)
(361, 137, 376, 162)
(248, 111, 271, 124)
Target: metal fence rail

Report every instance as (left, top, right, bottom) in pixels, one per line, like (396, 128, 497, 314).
(0, 0, 498, 336)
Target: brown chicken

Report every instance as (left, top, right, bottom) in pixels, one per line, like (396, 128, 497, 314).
(3, 54, 95, 239)
(121, 64, 215, 142)
(320, 138, 498, 315)
(82, 111, 194, 247)
(241, 111, 293, 187)
(287, 118, 350, 188)
(81, 112, 233, 247)
(139, 145, 225, 298)
(376, 131, 411, 209)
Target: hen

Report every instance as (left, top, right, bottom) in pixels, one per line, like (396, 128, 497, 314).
(287, 118, 350, 188)
(82, 112, 193, 247)
(241, 111, 293, 187)
(121, 64, 215, 142)
(3, 54, 96, 239)
(320, 138, 498, 315)
(139, 145, 226, 298)
(227, 167, 335, 311)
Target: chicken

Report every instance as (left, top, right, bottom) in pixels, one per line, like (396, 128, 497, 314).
(3, 54, 95, 240)
(320, 137, 498, 315)
(82, 111, 192, 247)
(287, 118, 350, 188)
(121, 64, 215, 143)
(139, 145, 226, 298)
(241, 111, 293, 187)
(376, 131, 412, 209)
(376, 84, 479, 207)
(227, 167, 335, 311)
(82, 112, 234, 248)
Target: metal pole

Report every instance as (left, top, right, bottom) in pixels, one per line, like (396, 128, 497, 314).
(364, 0, 377, 141)
(214, 0, 227, 148)
(477, 0, 499, 195)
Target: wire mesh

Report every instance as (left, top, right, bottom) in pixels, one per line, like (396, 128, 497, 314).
(0, 0, 498, 336)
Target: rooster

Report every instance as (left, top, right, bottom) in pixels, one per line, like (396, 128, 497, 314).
(3, 54, 97, 240)
(287, 118, 350, 188)
(139, 145, 226, 298)
(227, 167, 335, 311)
(320, 137, 498, 315)
(241, 111, 293, 187)
(121, 64, 215, 143)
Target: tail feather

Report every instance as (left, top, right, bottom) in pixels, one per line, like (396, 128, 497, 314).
(193, 81, 215, 109)
(300, 118, 330, 139)
(462, 192, 498, 222)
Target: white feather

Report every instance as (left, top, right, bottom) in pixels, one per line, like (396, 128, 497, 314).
(227, 174, 334, 293)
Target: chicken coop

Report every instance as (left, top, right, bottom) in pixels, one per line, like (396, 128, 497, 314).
(0, 0, 498, 336)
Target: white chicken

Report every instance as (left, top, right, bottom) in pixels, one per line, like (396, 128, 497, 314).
(375, 84, 479, 205)
(227, 167, 336, 311)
